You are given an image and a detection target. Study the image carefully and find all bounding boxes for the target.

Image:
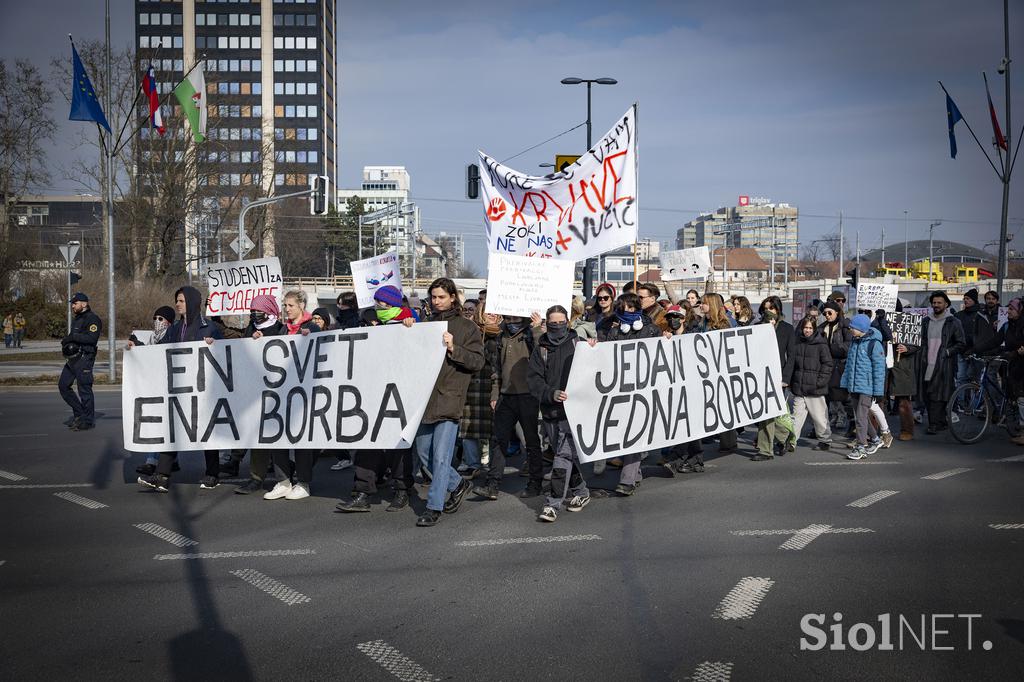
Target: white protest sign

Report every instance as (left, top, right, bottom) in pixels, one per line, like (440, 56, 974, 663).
(563, 325, 785, 463)
(205, 257, 283, 316)
(131, 330, 155, 345)
(122, 323, 446, 452)
(350, 250, 402, 309)
(855, 283, 899, 313)
(479, 105, 637, 261)
(659, 246, 712, 281)
(486, 252, 574, 318)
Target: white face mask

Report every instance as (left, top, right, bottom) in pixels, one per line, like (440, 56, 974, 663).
(153, 318, 169, 333)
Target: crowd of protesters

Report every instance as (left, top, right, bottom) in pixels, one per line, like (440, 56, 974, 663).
(108, 276, 1023, 526)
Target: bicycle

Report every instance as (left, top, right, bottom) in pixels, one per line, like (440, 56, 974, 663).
(947, 355, 1014, 444)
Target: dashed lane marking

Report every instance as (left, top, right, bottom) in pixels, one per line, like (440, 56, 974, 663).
(0, 470, 27, 481)
(0, 433, 47, 439)
(54, 492, 107, 509)
(731, 525, 874, 550)
(133, 523, 199, 548)
(153, 549, 315, 561)
(712, 577, 774, 620)
(357, 640, 440, 682)
(987, 454, 1024, 462)
(456, 534, 602, 547)
(0, 483, 94, 489)
(691, 661, 734, 681)
(921, 467, 973, 480)
(848, 490, 900, 508)
(804, 461, 901, 466)
(989, 523, 1024, 529)
(230, 569, 310, 606)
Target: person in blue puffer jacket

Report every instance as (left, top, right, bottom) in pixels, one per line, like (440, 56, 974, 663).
(840, 314, 887, 460)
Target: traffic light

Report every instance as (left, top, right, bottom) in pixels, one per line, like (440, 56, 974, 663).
(466, 163, 480, 200)
(70, 272, 82, 285)
(845, 267, 858, 289)
(310, 175, 329, 215)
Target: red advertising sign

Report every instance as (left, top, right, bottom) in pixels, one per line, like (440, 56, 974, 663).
(738, 195, 749, 207)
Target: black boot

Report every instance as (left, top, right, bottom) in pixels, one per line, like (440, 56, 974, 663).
(335, 492, 372, 512)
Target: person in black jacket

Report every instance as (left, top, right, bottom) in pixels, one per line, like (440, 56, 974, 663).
(790, 316, 834, 450)
(820, 301, 856, 437)
(529, 305, 590, 522)
(920, 291, 967, 434)
(955, 288, 995, 385)
(137, 285, 223, 493)
(59, 292, 102, 431)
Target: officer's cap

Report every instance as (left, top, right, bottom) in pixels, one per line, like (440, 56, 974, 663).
(69, 292, 89, 303)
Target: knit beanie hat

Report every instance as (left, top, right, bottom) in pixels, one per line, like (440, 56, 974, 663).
(154, 305, 176, 322)
(823, 301, 843, 315)
(311, 307, 332, 325)
(964, 288, 979, 305)
(373, 285, 404, 308)
(250, 294, 279, 317)
(1009, 298, 1022, 314)
(850, 314, 872, 333)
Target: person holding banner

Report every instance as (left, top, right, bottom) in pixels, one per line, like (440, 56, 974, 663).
(137, 286, 223, 493)
(132, 305, 181, 477)
(731, 296, 755, 327)
(790, 317, 834, 450)
(752, 311, 796, 461)
(529, 305, 590, 522)
(890, 301, 920, 442)
(263, 290, 321, 501)
(415, 278, 484, 527)
(637, 283, 670, 334)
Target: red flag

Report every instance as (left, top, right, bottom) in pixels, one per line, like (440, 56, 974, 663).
(141, 65, 165, 136)
(985, 73, 1007, 151)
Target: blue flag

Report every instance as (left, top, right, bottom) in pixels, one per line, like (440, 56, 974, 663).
(69, 43, 111, 133)
(945, 93, 963, 159)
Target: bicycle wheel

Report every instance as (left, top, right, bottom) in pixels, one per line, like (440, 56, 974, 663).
(948, 382, 990, 444)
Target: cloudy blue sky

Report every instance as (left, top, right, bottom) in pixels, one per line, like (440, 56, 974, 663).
(3, 0, 1021, 271)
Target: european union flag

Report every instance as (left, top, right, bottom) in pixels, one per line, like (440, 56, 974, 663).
(946, 92, 963, 159)
(69, 43, 111, 133)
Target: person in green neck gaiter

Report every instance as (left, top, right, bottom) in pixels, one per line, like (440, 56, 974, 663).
(373, 285, 415, 326)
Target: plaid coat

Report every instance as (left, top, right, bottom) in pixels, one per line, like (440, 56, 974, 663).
(461, 332, 498, 442)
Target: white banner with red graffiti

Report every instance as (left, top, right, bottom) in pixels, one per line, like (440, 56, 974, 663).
(478, 105, 637, 261)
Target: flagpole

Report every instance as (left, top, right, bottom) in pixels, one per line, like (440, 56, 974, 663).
(104, 0, 116, 381)
(111, 41, 169, 155)
(112, 54, 207, 157)
(995, 0, 1012, 300)
(938, 81, 1002, 178)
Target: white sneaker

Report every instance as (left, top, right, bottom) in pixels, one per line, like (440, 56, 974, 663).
(538, 506, 557, 522)
(264, 480, 293, 500)
(566, 495, 591, 512)
(330, 460, 351, 471)
(847, 446, 867, 461)
(285, 482, 310, 500)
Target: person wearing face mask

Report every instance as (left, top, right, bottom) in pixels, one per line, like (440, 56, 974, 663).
(474, 310, 545, 501)
(335, 291, 363, 330)
(131, 305, 180, 476)
(530, 305, 590, 522)
(371, 285, 414, 325)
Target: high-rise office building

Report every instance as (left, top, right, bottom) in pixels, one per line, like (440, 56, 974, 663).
(135, 0, 337, 268)
(677, 197, 798, 267)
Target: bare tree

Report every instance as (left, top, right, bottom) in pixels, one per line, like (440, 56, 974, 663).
(800, 241, 823, 263)
(0, 59, 56, 285)
(816, 229, 852, 262)
(457, 262, 481, 278)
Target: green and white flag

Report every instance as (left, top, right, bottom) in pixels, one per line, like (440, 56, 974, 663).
(173, 65, 207, 143)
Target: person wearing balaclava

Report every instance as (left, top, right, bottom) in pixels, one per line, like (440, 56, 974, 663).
(474, 308, 546, 501)
(136, 285, 223, 494)
(131, 304, 180, 477)
(335, 291, 363, 330)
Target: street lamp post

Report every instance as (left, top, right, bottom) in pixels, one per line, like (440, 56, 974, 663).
(903, 210, 909, 278)
(928, 220, 943, 283)
(561, 76, 617, 300)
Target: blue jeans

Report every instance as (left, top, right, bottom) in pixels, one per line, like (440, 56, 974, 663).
(461, 438, 483, 469)
(957, 356, 983, 386)
(415, 421, 461, 511)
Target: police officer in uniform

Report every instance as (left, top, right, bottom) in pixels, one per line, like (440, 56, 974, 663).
(59, 292, 102, 430)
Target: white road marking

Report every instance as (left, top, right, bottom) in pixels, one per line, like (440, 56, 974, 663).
(848, 490, 900, 508)
(134, 523, 199, 547)
(456, 534, 602, 547)
(0, 470, 27, 481)
(731, 525, 873, 550)
(989, 523, 1024, 529)
(54, 492, 107, 509)
(230, 569, 310, 606)
(921, 467, 972, 480)
(153, 549, 315, 561)
(0, 560, 5, 566)
(357, 640, 440, 682)
(804, 461, 901, 466)
(691, 661, 734, 682)
(712, 577, 774, 620)
(987, 454, 1024, 462)
(0, 483, 94, 489)
(0, 433, 48, 439)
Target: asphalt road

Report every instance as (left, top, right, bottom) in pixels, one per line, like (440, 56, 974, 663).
(1, 387, 1022, 681)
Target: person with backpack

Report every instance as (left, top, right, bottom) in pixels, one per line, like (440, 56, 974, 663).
(529, 305, 590, 522)
(841, 314, 887, 460)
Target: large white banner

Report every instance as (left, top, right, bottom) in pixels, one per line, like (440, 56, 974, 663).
(479, 105, 637, 261)
(350, 250, 402, 308)
(122, 323, 447, 452)
(563, 325, 785, 463)
(486, 252, 574, 317)
(855, 283, 899, 313)
(205, 257, 283, 316)
(659, 246, 712, 281)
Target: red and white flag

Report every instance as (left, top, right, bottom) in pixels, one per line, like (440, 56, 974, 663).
(985, 73, 1007, 151)
(141, 65, 165, 136)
